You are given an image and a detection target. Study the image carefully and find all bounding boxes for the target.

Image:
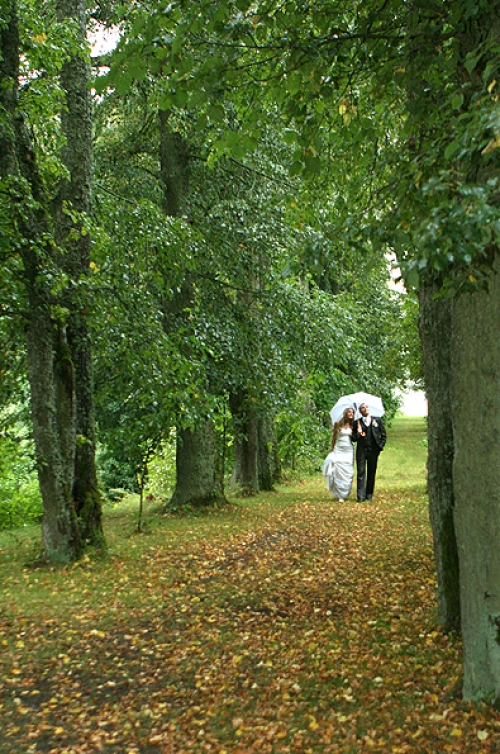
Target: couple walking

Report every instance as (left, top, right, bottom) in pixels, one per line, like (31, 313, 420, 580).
(322, 403, 386, 502)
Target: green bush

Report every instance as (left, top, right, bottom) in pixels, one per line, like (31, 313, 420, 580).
(276, 405, 329, 475)
(96, 444, 140, 494)
(144, 438, 176, 500)
(0, 435, 42, 530)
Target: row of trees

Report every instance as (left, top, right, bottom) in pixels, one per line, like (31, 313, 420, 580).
(2, 0, 500, 703)
(0, 0, 409, 549)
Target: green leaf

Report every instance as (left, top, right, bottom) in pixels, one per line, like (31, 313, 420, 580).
(115, 70, 135, 95)
(207, 104, 225, 122)
(404, 267, 420, 290)
(303, 153, 321, 174)
(283, 129, 298, 145)
(172, 89, 188, 108)
(171, 36, 182, 55)
(444, 140, 460, 160)
(464, 52, 481, 73)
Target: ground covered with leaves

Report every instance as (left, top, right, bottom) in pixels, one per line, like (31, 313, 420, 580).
(1, 419, 499, 753)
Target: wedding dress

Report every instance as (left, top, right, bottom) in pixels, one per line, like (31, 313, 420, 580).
(322, 428, 354, 500)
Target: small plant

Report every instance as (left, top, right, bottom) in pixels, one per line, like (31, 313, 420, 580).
(0, 428, 42, 530)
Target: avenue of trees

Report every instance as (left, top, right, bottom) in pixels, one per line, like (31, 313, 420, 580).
(1, 0, 500, 704)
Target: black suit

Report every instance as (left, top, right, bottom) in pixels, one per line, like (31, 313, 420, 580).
(352, 416, 386, 501)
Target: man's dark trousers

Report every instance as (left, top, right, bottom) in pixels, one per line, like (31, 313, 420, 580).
(356, 439, 380, 501)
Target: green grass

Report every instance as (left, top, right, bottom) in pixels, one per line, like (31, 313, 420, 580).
(377, 414, 428, 494)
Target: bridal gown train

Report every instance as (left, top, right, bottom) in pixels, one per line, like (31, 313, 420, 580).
(322, 428, 354, 500)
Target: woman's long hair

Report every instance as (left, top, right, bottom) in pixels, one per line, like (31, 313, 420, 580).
(331, 408, 354, 450)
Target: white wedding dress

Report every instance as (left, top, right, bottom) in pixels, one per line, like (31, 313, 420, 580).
(322, 428, 354, 500)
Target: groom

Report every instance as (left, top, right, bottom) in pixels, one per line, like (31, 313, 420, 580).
(352, 402, 386, 501)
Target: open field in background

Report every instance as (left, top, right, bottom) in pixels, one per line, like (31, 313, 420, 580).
(377, 415, 428, 494)
(2, 416, 499, 754)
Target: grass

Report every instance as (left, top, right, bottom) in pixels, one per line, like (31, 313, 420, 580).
(1, 416, 499, 753)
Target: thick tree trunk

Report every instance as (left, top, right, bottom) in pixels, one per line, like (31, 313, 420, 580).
(168, 422, 225, 509)
(55, 0, 103, 546)
(404, 0, 461, 629)
(258, 415, 281, 491)
(451, 258, 500, 704)
(1, 3, 80, 562)
(452, 7, 500, 702)
(418, 281, 460, 631)
(27, 315, 80, 562)
(158, 111, 225, 508)
(230, 390, 260, 494)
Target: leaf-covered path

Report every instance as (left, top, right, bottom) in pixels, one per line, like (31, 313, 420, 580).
(1, 434, 499, 753)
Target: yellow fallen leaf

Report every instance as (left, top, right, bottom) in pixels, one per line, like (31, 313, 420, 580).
(477, 730, 489, 741)
(482, 135, 500, 155)
(450, 728, 462, 737)
(148, 735, 165, 745)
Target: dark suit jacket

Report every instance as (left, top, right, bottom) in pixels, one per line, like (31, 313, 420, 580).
(352, 416, 386, 452)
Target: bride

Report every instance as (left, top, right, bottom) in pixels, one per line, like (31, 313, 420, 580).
(322, 407, 355, 502)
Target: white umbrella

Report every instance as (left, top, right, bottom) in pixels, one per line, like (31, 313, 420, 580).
(329, 395, 357, 425)
(330, 391, 384, 425)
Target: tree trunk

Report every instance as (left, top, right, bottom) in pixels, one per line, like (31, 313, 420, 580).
(451, 258, 500, 704)
(158, 109, 189, 216)
(27, 315, 80, 563)
(1, 2, 80, 562)
(55, 0, 104, 547)
(158, 110, 225, 508)
(447, 4, 500, 702)
(258, 415, 281, 491)
(230, 390, 260, 494)
(168, 422, 225, 509)
(404, 0, 462, 633)
(418, 281, 460, 631)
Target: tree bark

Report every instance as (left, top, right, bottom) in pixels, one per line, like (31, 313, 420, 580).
(230, 389, 260, 494)
(1, 2, 80, 562)
(158, 109, 189, 216)
(258, 415, 281, 491)
(446, 3, 500, 702)
(168, 422, 225, 509)
(451, 258, 500, 704)
(55, 0, 104, 547)
(28, 317, 79, 563)
(418, 281, 460, 631)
